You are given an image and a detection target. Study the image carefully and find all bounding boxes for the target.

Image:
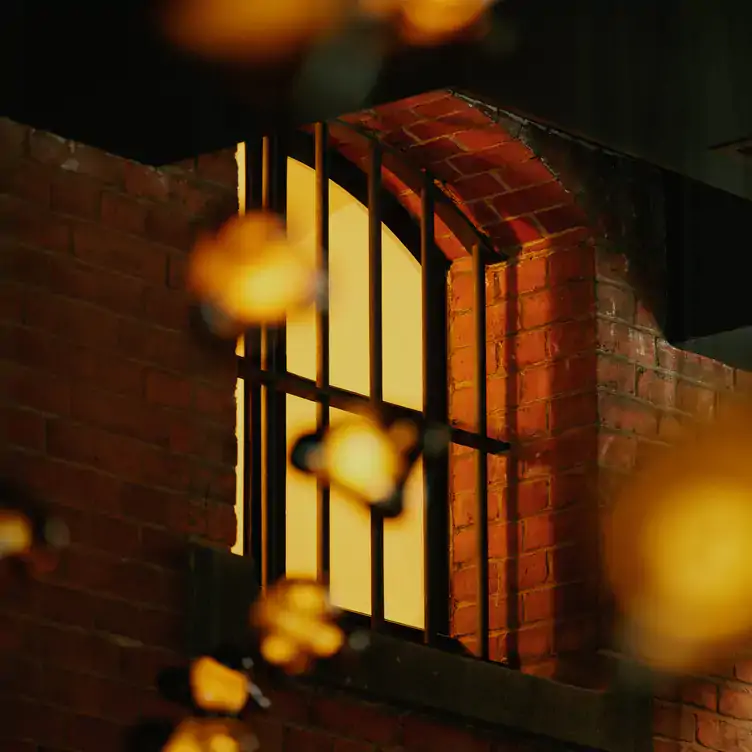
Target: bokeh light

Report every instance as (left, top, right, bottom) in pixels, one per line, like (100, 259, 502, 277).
(251, 578, 344, 674)
(290, 412, 422, 514)
(187, 212, 321, 333)
(396, 0, 494, 46)
(163, 717, 258, 752)
(605, 399, 752, 674)
(160, 0, 351, 64)
(190, 657, 250, 715)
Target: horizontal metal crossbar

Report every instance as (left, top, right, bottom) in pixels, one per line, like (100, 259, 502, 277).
(236, 356, 510, 455)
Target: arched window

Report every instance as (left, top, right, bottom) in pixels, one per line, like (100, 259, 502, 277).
(234, 123, 506, 647)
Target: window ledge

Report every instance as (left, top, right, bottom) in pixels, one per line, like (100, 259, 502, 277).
(187, 544, 652, 752)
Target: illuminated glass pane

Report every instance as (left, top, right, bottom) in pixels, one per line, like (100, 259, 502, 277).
(236, 157, 427, 629)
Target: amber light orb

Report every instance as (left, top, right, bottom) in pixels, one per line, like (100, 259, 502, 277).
(251, 579, 344, 675)
(0, 511, 33, 560)
(187, 212, 321, 332)
(189, 657, 250, 715)
(605, 400, 752, 674)
(160, 0, 352, 64)
(163, 717, 258, 752)
(290, 411, 430, 515)
(395, 0, 494, 46)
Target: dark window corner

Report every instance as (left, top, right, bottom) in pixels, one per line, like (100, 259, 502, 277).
(185, 544, 653, 752)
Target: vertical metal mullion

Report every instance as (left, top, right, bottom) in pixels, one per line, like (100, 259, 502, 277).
(314, 123, 331, 584)
(472, 243, 490, 660)
(420, 175, 450, 645)
(368, 141, 385, 629)
(244, 141, 264, 578)
(262, 134, 288, 586)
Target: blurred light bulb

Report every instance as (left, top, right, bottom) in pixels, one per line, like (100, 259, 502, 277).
(251, 579, 344, 675)
(160, 0, 351, 64)
(190, 657, 249, 715)
(396, 0, 493, 46)
(605, 401, 752, 673)
(290, 413, 425, 513)
(163, 718, 257, 752)
(188, 212, 321, 332)
(0, 512, 33, 559)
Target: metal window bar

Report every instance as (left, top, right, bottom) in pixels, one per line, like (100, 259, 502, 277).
(420, 174, 450, 644)
(243, 142, 264, 573)
(261, 134, 288, 587)
(472, 242, 490, 660)
(314, 124, 331, 585)
(368, 140, 386, 629)
(239, 121, 510, 654)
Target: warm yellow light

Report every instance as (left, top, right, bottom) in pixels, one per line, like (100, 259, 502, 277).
(0, 511, 33, 559)
(396, 0, 492, 46)
(161, 0, 350, 63)
(188, 212, 319, 329)
(252, 579, 344, 674)
(163, 718, 257, 752)
(190, 657, 249, 715)
(321, 415, 407, 505)
(605, 400, 752, 673)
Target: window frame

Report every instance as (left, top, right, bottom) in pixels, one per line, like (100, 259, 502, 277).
(185, 121, 652, 752)
(236, 121, 508, 650)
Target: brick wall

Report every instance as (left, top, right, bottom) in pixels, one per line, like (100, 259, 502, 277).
(3, 86, 752, 752)
(0, 117, 239, 751)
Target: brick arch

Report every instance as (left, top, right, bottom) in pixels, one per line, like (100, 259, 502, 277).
(328, 93, 603, 679)
(336, 90, 591, 260)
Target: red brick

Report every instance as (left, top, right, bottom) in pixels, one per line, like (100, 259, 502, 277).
(72, 222, 166, 283)
(676, 379, 716, 420)
(548, 318, 596, 359)
(720, 687, 752, 719)
(51, 170, 102, 220)
(101, 191, 147, 235)
(598, 393, 658, 436)
(403, 715, 491, 752)
(0, 194, 72, 253)
(491, 182, 568, 219)
(518, 280, 595, 330)
(598, 319, 656, 366)
(0, 407, 46, 450)
(409, 96, 465, 120)
(598, 355, 637, 395)
(0, 118, 29, 156)
(287, 728, 335, 752)
(489, 216, 544, 250)
(452, 562, 499, 603)
(0, 158, 51, 204)
(28, 130, 72, 166)
(536, 203, 588, 234)
(311, 696, 399, 745)
(23, 291, 120, 350)
(549, 391, 598, 432)
(145, 370, 193, 410)
(681, 680, 718, 711)
(596, 281, 635, 322)
(146, 204, 194, 249)
(452, 171, 506, 203)
(123, 161, 171, 201)
(636, 367, 676, 407)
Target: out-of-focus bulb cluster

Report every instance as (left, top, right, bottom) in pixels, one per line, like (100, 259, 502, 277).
(605, 399, 752, 675)
(0, 479, 69, 580)
(359, 0, 495, 46)
(160, 0, 499, 64)
(250, 578, 345, 674)
(187, 211, 322, 338)
(164, 718, 258, 752)
(290, 411, 443, 517)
